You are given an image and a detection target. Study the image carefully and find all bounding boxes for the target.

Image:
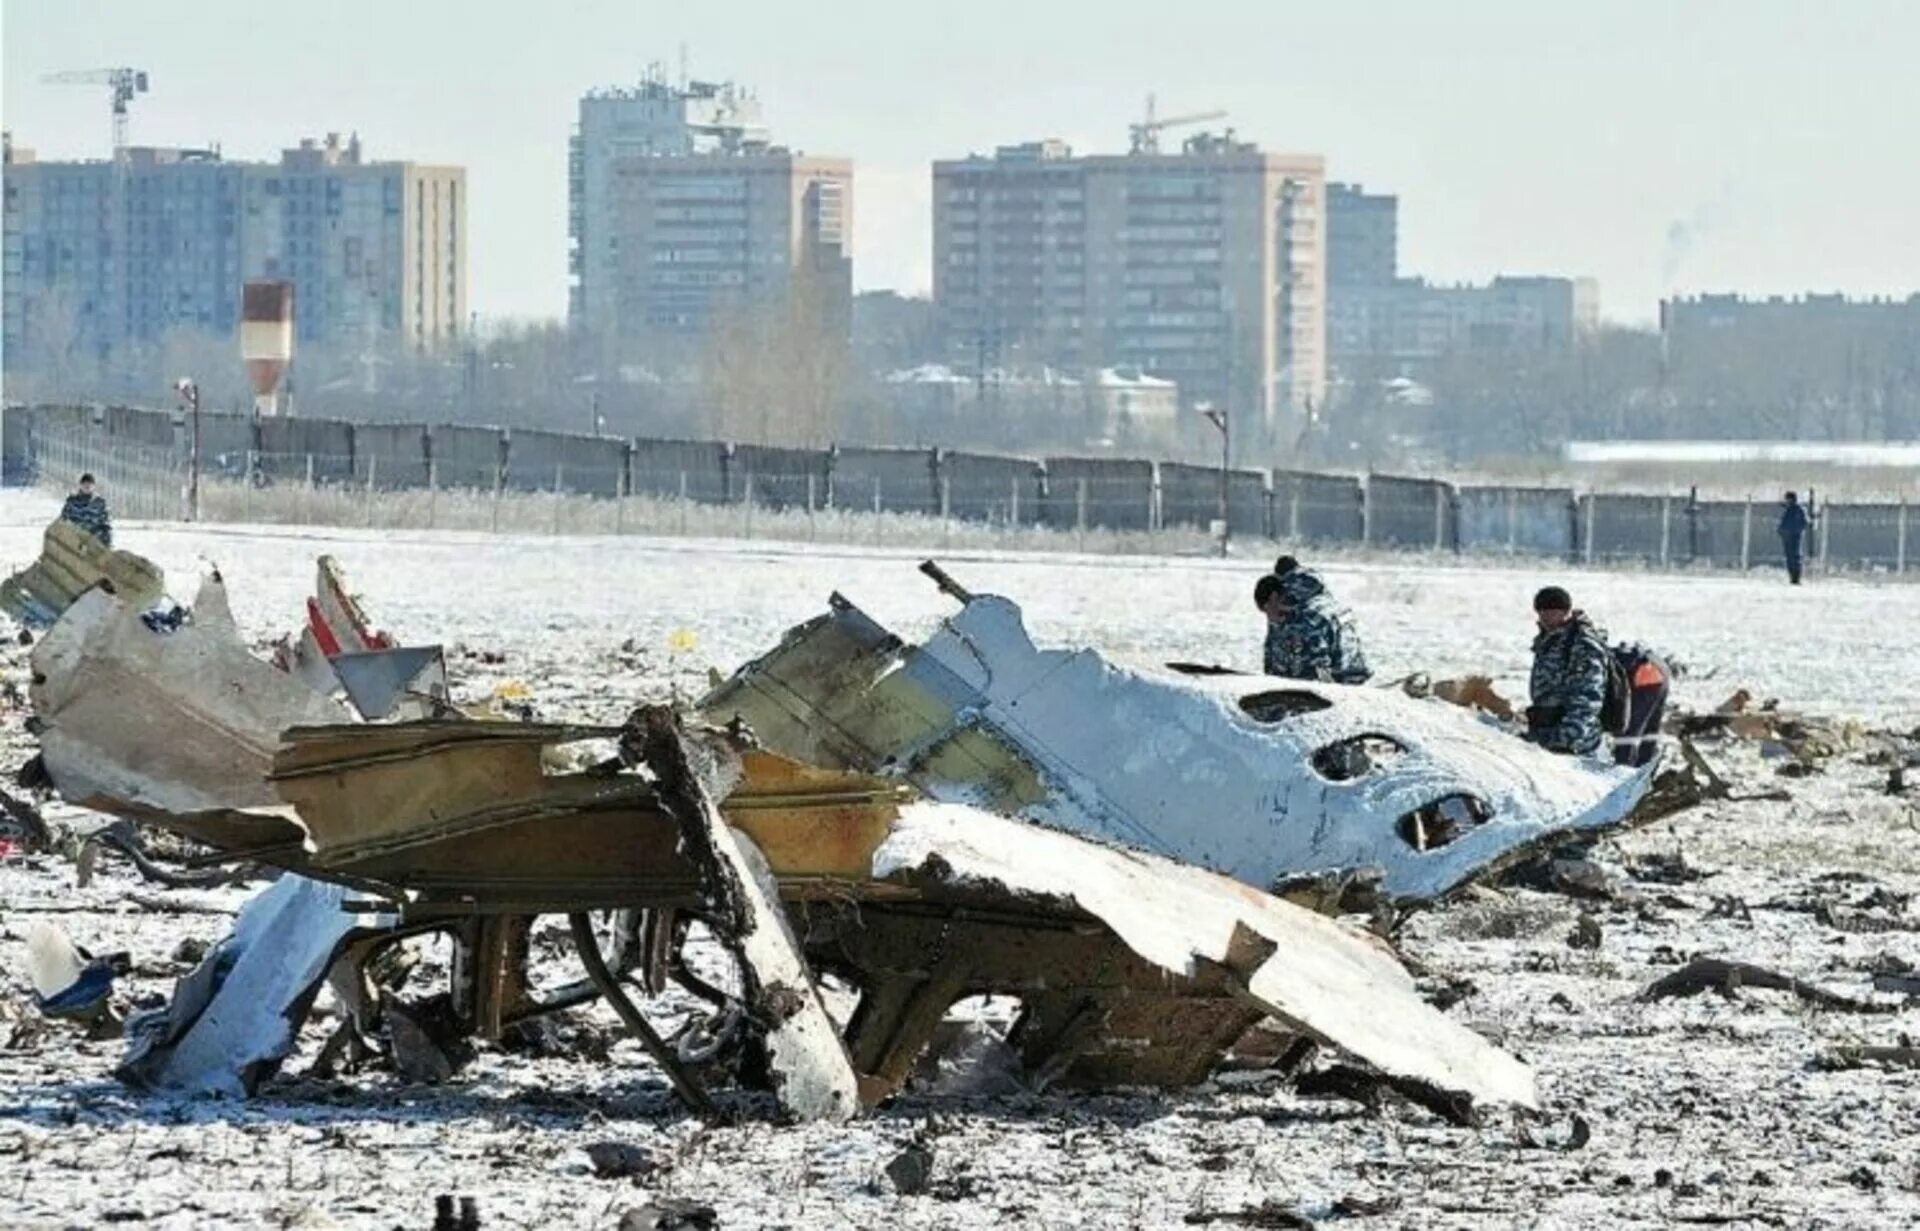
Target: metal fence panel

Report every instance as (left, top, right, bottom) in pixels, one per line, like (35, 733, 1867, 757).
(258, 418, 355, 483)
(1041, 457, 1154, 531)
(507, 429, 626, 497)
(830, 446, 939, 516)
(940, 450, 1036, 524)
(1823, 503, 1906, 572)
(630, 438, 726, 503)
(429, 425, 506, 492)
(1157, 462, 1268, 536)
(195, 414, 258, 476)
(1271, 470, 1364, 544)
(1680, 500, 1751, 569)
(727, 444, 827, 510)
(352, 423, 431, 490)
(1368, 474, 1456, 550)
(1456, 486, 1576, 556)
(103, 405, 176, 448)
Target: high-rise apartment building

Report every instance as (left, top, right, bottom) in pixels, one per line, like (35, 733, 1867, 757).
(2, 131, 464, 361)
(568, 72, 851, 351)
(259, 135, 465, 351)
(606, 152, 851, 344)
(569, 72, 769, 328)
(1327, 183, 1397, 287)
(932, 134, 1326, 435)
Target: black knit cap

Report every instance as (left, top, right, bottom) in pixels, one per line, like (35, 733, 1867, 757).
(79, 473, 96, 485)
(1533, 585, 1573, 612)
(1273, 555, 1299, 576)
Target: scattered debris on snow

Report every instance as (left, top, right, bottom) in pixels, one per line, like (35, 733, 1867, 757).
(8, 530, 1917, 1225)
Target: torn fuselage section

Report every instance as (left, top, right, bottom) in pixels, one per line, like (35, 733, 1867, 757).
(703, 590, 1654, 907)
(29, 572, 347, 820)
(841, 802, 1538, 1111)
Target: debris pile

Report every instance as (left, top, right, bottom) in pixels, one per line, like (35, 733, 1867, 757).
(1, 555, 1708, 1127)
(1672, 688, 1920, 780)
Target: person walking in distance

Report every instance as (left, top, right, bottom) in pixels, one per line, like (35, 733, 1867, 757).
(1778, 491, 1811, 585)
(59, 473, 112, 547)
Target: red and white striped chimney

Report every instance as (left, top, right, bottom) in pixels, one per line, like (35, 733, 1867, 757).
(241, 281, 295, 417)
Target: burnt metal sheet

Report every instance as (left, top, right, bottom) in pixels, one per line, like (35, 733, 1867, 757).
(274, 720, 902, 904)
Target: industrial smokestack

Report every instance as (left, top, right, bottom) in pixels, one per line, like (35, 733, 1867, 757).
(241, 280, 294, 417)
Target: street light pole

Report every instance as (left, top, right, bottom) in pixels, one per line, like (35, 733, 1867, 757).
(1219, 407, 1231, 557)
(1200, 401, 1230, 557)
(175, 378, 200, 522)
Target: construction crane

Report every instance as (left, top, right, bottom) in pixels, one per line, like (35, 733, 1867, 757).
(42, 67, 150, 157)
(1128, 93, 1227, 155)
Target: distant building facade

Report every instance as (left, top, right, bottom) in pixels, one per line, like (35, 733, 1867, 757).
(931, 134, 1326, 437)
(1327, 182, 1397, 288)
(2, 132, 465, 360)
(1660, 292, 1920, 348)
(1328, 275, 1599, 373)
(606, 151, 851, 344)
(568, 72, 851, 352)
(569, 73, 768, 329)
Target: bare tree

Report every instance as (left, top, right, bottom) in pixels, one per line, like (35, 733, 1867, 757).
(695, 262, 850, 447)
(6, 284, 95, 404)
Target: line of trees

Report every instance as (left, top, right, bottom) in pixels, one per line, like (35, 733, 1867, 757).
(1321, 315, 1920, 468)
(9, 290, 1918, 467)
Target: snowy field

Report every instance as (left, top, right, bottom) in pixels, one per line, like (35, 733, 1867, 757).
(2, 488, 1919, 1228)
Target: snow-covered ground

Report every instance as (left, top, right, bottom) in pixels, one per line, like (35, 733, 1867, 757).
(2, 489, 1918, 1229)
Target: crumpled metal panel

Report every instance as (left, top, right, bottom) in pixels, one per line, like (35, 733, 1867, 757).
(704, 589, 1652, 906)
(31, 573, 346, 815)
(633, 711, 863, 1121)
(0, 519, 165, 629)
(274, 556, 446, 720)
(873, 802, 1537, 1110)
(270, 720, 901, 903)
(119, 873, 395, 1096)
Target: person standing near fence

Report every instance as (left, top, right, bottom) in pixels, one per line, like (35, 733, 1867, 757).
(59, 473, 112, 547)
(1777, 491, 1811, 584)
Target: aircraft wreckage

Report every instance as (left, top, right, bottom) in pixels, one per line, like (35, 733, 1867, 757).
(19, 552, 1704, 1123)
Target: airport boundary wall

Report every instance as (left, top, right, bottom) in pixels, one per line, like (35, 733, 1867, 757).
(5, 403, 1912, 576)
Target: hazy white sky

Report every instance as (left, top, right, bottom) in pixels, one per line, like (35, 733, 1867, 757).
(6, 0, 1916, 326)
